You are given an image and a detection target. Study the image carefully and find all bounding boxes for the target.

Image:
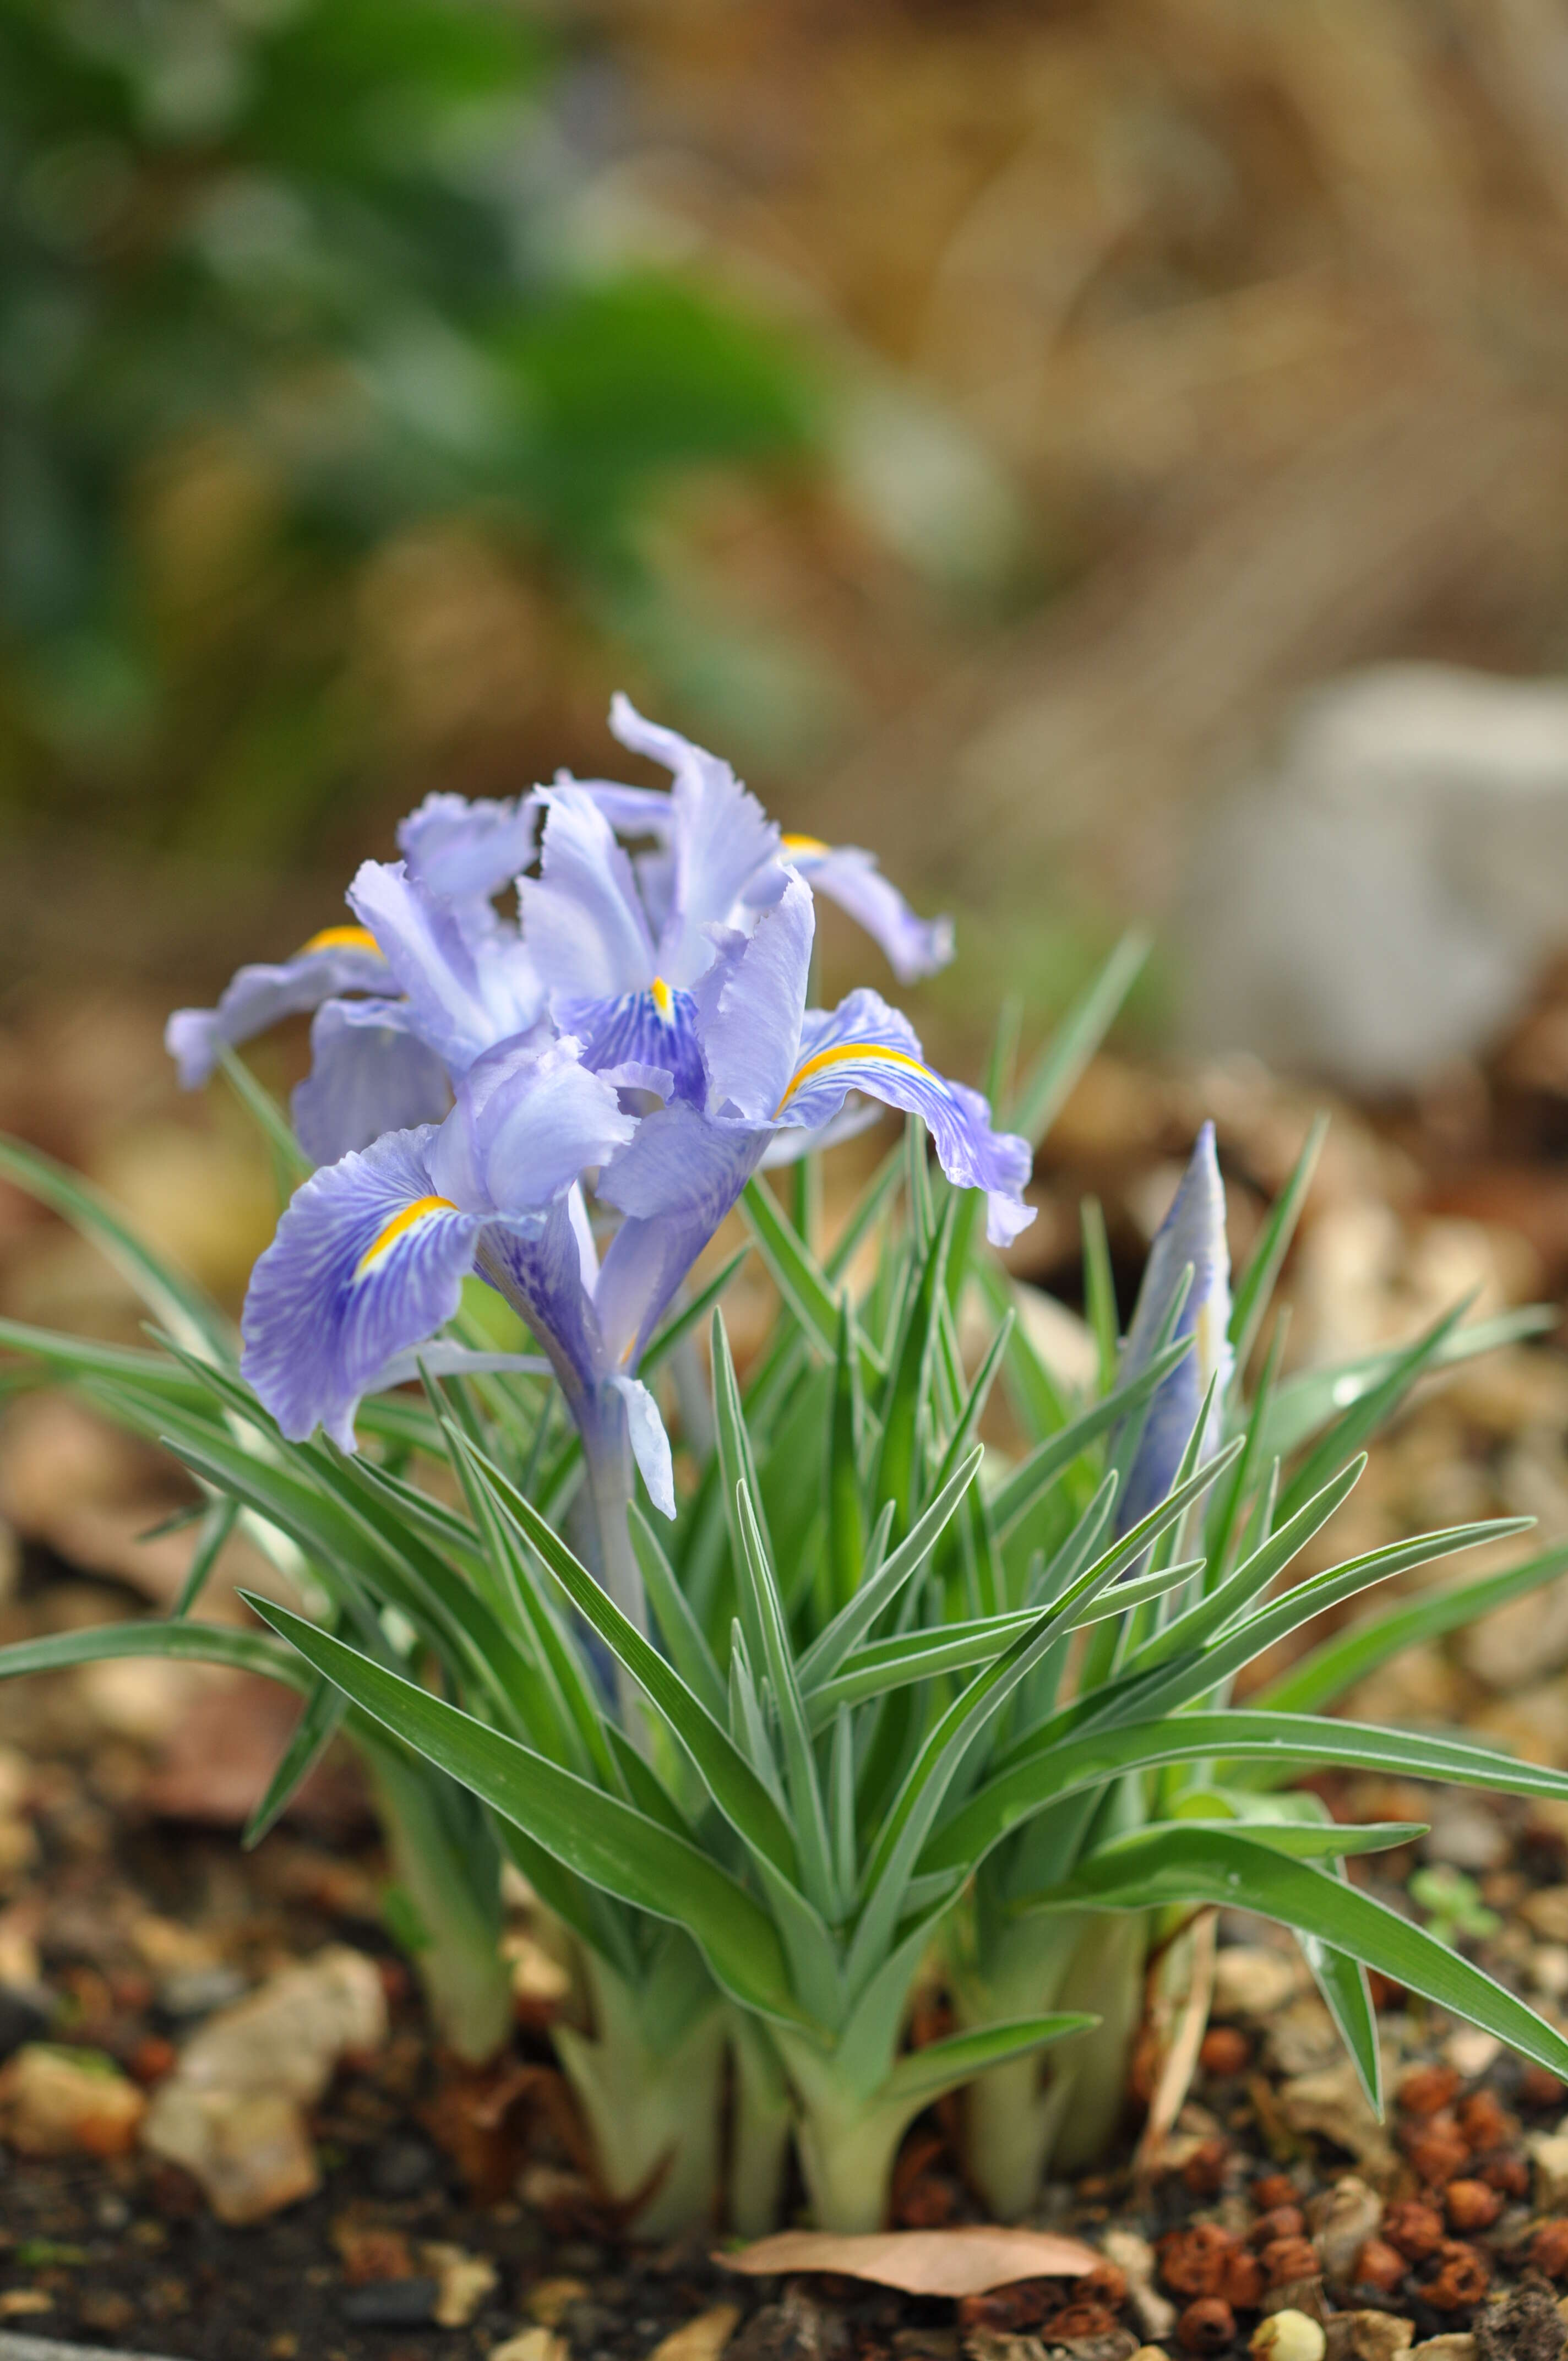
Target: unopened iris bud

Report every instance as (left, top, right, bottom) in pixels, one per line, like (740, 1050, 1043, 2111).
(1115, 1120, 1232, 1536)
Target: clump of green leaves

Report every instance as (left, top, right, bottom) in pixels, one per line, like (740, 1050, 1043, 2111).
(3, 940, 1568, 2236)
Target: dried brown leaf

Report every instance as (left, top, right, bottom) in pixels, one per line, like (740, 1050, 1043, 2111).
(716, 2225, 1098, 2296)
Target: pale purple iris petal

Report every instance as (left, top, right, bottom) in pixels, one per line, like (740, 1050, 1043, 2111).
(554, 773, 673, 834)
(777, 987, 1034, 1249)
(430, 1032, 635, 1215)
(560, 985, 706, 1107)
(291, 999, 453, 1167)
(1115, 1121, 1233, 1537)
(609, 1374, 676, 1519)
(475, 1195, 606, 1403)
(608, 695, 783, 986)
(349, 859, 542, 1075)
(520, 789, 657, 1003)
(165, 939, 391, 1089)
(241, 1126, 482, 1452)
(786, 843, 954, 983)
(596, 1103, 767, 1369)
(757, 1097, 883, 1167)
(698, 874, 815, 1123)
(397, 791, 537, 905)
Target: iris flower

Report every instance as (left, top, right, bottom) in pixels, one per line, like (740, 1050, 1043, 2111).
(175, 701, 1026, 1631)
(1114, 1120, 1233, 1536)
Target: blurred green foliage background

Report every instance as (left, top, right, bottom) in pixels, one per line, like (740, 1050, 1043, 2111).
(7, 0, 1568, 1032)
(0, 0, 821, 879)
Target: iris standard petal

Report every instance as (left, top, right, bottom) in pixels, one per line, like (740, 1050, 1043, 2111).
(398, 790, 537, 905)
(1115, 1120, 1233, 1537)
(349, 859, 541, 1075)
(781, 839, 954, 983)
(291, 999, 453, 1167)
(241, 1128, 482, 1452)
(596, 1102, 768, 1370)
(775, 988, 1035, 1249)
(562, 982, 706, 1108)
(698, 874, 815, 1124)
(431, 1032, 636, 1216)
(519, 788, 657, 1004)
(610, 701, 781, 989)
(165, 929, 391, 1089)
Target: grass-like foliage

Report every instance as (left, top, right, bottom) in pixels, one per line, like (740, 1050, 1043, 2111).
(2, 946, 1567, 2234)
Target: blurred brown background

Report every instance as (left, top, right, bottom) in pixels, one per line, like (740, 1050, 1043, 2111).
(9, 0, 1568, 1029)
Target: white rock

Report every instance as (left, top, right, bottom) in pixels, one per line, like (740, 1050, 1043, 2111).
(1308, 2175, 1382, 2282)
(1182, 665, 1568, 1090)
(1251, 2315, 1325, 2361)
(1277, 2059, 1393, 2170)
(141, 1945, 386, 2223)
(1212, 1946, 1303, 2020)
(143, 2085, 317, 2226)
(1407, 2340, 1475, 2361)
(1102, 2230, 1175, 2342)
(1528, 2130, 1568, 2211)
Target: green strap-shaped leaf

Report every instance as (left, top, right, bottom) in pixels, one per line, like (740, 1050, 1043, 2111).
(847, 1440, 1242, 1993)
(0, 1618, 309, 1689)
(0, 1134, 233, 1358)
(879, 2011, 1097, 2115)
(797, 1447, 982, 1691)
(1256, 1540, 1568, 1716)
(740, 1179, 884, 1379)
(1019, 1824, 1568, 2082)
(1265, 1305, 1553, 1478)
(461, 1439, 802, 1886)
(873, 1195, 956, 1534)
(733, 1479, 838, 1918)
(1299, 1914, 1383, 2118)
(825, 1296, 865, 1618)
(640, 1248, 748, 1378)
(1228, 1115, 1327, 1373)
(922, 1709, 1568, 1876)
(631, 1505, 728, 1723)
(0, 1317, 213, 1410)
(1008, 932, 1149, 1149)
(989, 1331, 1191, 1541)
(242, 1674, 347, 1849)
(244, 1593, 804, 2026)
(218, 1047, 313, 1184)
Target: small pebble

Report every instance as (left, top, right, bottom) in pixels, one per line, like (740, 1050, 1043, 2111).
(1252, 2313, 1326, 2361)
(340, 2277, 440, 2327)
(157, 1966, 248, 2019)
(369, 2136, 438, 2197)
(1178, 2298, 1235, 2354)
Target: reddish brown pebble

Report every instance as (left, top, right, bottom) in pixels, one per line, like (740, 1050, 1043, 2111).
(1352, 2239, 1407, 2294)
(1423, 2240, 1490, 2311)
(1444, 2178, 1502, 2233)
(1259, 2238, 1317, 2289)
(1200, 2026, 1251, 2077)
(1253, 2174, 1299, 2212)
(1530, 2221, 1568, 2281)
(1398, 2064, 1461, 2117)
(1046, 2306, 1119, 2341)
(1382, 2201, 1445, 2262)
(1220, 2249, 1265, 2308)
(128, 2034, 176, 2085)
(1402, 2118, 1469, 2188)
(958, 2282, 1054, 2332)
(1077, 2262, 1128, 2311)
(1479, 2152, 1531, 2198)
(1184, 2137, 1232, 2197)
(1520, 2065, 1566, 2110)
(1250, 2206, 1306, 2248)
(1455, 2091, 1516, 2152)
(1160, 2223, 1240, 2298)
(1177, 2298, 1236, 2354)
